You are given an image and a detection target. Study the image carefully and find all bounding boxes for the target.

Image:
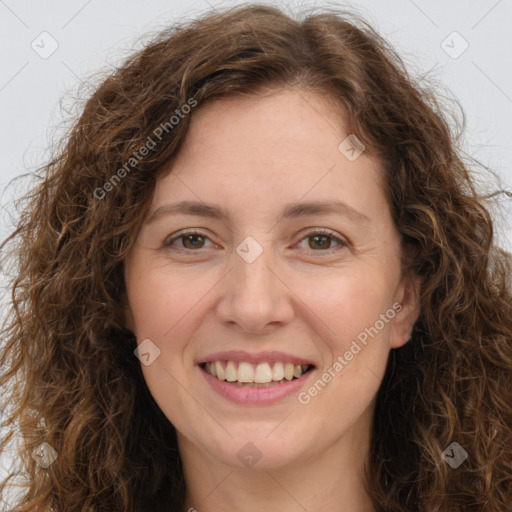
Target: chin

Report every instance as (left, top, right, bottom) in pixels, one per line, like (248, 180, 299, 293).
(195, 423, 315, 470)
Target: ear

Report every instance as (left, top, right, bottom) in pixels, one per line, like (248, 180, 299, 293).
(389, 272, 421, 349)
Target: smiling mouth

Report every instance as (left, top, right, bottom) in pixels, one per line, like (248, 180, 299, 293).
(200, 361, 315, 387)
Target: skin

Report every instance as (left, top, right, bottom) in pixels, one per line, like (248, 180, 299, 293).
(123, 87, 420, 512)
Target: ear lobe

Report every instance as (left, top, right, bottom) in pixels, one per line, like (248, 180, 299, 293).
(390, 273, 421, 349)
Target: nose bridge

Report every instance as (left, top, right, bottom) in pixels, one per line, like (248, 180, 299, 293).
(215, 234, 293, 332)
(232, 235, 276, 302)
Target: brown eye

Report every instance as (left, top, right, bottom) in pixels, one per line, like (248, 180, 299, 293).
(308, 234, 333, 250)
(295, 229, 347, 253)
(164, 230, 214, 251)
(181, 234, 205, 249)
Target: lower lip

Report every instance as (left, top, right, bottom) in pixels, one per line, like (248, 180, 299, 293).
(200, 366, 315, 405)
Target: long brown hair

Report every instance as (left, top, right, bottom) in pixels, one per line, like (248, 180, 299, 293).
(1, 4, 511, 511)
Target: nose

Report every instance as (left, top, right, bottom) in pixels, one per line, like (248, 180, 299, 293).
(215, 241, 295, 334)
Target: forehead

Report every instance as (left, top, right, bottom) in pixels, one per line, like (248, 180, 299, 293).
(172, 87, 349, 168)
(152, 88, 387, 220)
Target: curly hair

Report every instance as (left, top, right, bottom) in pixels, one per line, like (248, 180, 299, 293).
(1, 3, 511, 511)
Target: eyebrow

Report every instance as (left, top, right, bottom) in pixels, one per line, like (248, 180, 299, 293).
(145, 199, 370, 225)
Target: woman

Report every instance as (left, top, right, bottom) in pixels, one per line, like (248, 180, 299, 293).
(1, 4, 511, 511)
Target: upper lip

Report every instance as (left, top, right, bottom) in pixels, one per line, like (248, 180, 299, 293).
(197, 350, 316, 367)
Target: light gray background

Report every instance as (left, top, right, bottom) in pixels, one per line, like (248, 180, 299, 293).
(1, 0, 511, 500)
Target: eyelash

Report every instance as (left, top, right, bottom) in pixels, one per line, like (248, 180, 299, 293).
(163, 228, 348, 255)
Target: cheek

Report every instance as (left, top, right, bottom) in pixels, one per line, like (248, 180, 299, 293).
(291, 265, 399, 354)
(296, 268, 398, 418)
(126, 262, 216, 343)
(296, 275, 394, 432)
(127, 265, 211, 431)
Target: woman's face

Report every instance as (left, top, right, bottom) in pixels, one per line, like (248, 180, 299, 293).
(123, 88, 419, 470)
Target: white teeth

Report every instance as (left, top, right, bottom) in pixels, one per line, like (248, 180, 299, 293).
(238, 362, 255, 383)
(284, 362, 295, 380)
(254, 363, 272, 383)
(204, 360, 311, 383)
(225, 361, 237, 382)
(215, 361, 225, 380)
(272, 362, 284, 381)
